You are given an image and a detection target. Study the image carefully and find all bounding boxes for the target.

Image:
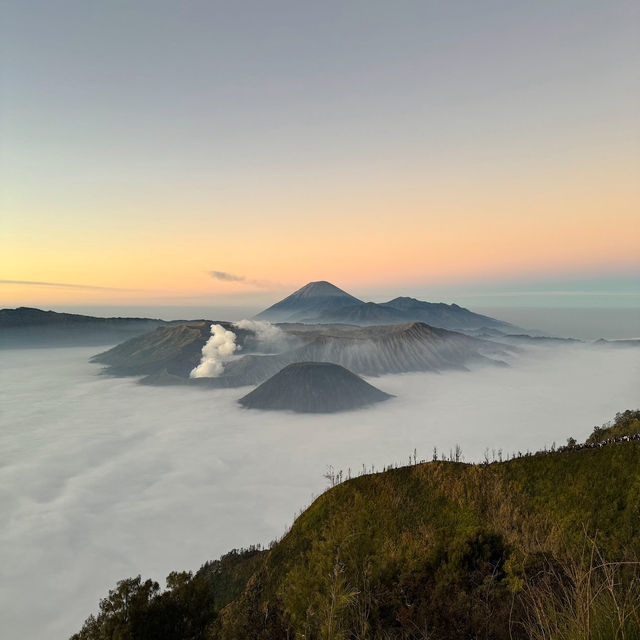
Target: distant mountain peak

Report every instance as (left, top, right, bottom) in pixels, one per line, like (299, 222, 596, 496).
(387, 296, 418, 304)
(254, 281, 362, 322)
(290, 281, 359, 299)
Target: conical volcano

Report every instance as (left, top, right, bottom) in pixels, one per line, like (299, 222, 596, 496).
(254, 281, 362, 322)
(238, 362, 392, 413)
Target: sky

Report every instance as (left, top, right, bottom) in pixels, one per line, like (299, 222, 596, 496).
(1, 1, 639, 310)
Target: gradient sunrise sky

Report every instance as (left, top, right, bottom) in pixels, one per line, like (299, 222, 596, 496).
(1, 1, 639, 311)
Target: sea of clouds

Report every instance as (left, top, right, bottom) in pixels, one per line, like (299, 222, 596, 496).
(1, 342, 639, 639)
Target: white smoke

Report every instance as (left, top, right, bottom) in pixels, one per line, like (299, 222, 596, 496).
(233, 319, 288, 352)
(234, 319, 281, 342)
(190, 324, 239, 378)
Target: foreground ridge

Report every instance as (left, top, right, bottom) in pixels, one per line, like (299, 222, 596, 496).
(72, 410, 640, 640)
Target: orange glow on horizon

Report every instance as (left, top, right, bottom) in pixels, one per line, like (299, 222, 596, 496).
(3, 153, 639, 307)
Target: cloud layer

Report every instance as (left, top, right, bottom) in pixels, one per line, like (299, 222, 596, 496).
(208, 271, 246, 283)
(0, 280, 130, 291)
(1, 343, 638, 639)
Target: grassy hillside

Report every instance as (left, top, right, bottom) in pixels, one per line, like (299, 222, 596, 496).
(72, 412, 640, 640)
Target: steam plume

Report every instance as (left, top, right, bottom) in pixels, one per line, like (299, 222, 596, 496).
(233, 319, 281, 343)
(190, 324, 238, 378)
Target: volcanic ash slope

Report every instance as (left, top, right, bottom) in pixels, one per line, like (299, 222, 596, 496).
(238, 362, 393, 413)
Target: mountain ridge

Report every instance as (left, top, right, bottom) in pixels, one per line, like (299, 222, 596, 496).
(255, 281, 517, 331)
(93, 320, 511, 387)
(0, 306, 174, 348)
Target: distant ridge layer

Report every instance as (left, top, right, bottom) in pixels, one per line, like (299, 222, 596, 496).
(254, 281, 516, 331)
(0, 307, 171, 348)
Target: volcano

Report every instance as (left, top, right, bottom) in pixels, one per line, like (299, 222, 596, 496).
(238, 362, 392, 413)
(254, 281, 362, 322)
(253, 281, 516, 331)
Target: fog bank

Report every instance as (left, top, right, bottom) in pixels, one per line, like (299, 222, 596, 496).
(1, 343, 638, 639)
(476, 306, 640, 340)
